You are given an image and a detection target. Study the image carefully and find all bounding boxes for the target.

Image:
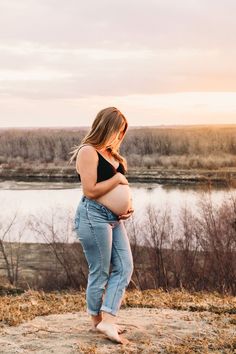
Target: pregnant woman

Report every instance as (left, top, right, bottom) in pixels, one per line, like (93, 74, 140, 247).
(69, 107, 134, 344)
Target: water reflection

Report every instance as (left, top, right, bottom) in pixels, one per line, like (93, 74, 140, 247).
(0, 181, 235, 243)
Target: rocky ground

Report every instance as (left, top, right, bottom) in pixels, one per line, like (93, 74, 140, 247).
(0, 288, 235, 353)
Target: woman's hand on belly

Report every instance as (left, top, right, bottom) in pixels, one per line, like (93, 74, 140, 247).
(118, 207, 134, 220)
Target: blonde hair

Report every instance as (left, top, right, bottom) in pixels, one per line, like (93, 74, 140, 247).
(68, 107, 128, 172)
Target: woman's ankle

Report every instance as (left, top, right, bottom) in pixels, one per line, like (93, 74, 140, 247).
(101, 310, 116, 323)
(91, 313, 102, 327)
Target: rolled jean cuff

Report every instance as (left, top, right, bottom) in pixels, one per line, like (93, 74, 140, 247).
(100, 305, 117, 316)
(87, 308, 101, 316)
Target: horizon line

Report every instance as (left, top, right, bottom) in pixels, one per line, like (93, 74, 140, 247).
(1, 123, 236, 129)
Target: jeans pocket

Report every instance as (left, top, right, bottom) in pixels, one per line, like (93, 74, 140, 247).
(87, 205, 108, 221)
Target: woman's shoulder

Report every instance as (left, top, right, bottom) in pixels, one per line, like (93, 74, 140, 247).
(76, 144, 98, 175)
(76, 144, 99, 163)
(78, 144, 98, 155)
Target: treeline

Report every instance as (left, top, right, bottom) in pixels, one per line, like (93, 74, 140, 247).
(0, 126, 236, 169)
(1, 189, 235, 295)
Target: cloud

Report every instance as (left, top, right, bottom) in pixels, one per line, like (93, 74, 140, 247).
(0, 0, 235, 49)
(0, 0, 235, 125)
(0, 43, 236, 99)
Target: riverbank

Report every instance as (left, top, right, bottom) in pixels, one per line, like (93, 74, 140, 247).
(1, 166, 236, 186)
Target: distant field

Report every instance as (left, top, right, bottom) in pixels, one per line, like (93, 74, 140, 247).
(0, 125, 236, 172)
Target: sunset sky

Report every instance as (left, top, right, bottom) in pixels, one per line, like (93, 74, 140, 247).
(0, 0, 236, 127)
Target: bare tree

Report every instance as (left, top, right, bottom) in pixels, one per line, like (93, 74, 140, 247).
(170, 204, 201, 290)
(0, 209, 26, 287)
(194, 190, 236, 294)
(143, 203, 173, 290)
(28, 206, 87, 290)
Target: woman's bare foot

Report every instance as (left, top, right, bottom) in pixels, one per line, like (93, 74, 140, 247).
(89, 312, 125, 333)
(90, 323, 126, 334)
(96, 321, 124, 343)
(96, 311, 124, 343)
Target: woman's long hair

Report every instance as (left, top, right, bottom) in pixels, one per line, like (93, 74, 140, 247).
(68, 107, 128, 172)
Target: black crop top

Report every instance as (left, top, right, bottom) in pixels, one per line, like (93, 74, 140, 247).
(76, 146, 125, 183)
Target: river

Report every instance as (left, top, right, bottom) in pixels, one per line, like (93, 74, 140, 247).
(0, 180, 235, 243)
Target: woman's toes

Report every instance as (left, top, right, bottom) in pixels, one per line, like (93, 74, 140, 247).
(96, 321, 123, 343)
(116, 325, 127, 334)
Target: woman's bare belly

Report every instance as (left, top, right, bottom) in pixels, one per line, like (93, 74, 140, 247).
(95, 184, 132, 216)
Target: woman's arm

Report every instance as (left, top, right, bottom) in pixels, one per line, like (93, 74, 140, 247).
(76, 145, 128, 199)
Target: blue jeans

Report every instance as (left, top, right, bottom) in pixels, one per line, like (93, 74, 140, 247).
(74, 195, 134, 316)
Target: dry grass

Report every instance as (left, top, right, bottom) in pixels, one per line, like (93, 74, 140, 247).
(123, 288, 236, 315)
(0, 287, 235, 327)
(0, 288, 86, 326)
(164, 332, 236, 354)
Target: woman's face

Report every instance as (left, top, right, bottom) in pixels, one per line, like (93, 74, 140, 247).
(106, 122, 126, 148)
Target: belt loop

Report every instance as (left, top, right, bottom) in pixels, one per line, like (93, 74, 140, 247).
(101, 205, 107, 213)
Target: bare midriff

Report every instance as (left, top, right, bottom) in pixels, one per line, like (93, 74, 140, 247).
(95, 183, 132, 216)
